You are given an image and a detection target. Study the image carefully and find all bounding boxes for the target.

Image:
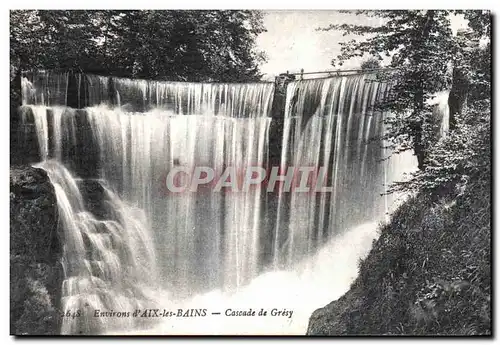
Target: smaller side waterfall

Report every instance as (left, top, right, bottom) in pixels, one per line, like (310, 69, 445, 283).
(430, 90, 451, 138)
(35, 160, 158, 334)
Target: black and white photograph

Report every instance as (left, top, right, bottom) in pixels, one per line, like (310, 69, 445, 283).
(8, 8, 492, 336)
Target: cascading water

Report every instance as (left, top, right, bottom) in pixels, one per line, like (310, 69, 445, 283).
(273, 75, 416, 268)
(19, 71, 426, 335)
(432, 90, 451, 138)
(33, 160, 158, 334)
(83, 105, 272, 293)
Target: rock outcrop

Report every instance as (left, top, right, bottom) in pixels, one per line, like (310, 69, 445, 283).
(10, 166, 62, 335)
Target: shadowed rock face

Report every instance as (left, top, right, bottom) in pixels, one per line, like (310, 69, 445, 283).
(78, 179, 113, 220)
(10, 166, 62, 335)
(306, 289, 364, 335)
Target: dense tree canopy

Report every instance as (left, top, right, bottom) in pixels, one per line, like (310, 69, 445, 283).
(10, 10, 267, 82)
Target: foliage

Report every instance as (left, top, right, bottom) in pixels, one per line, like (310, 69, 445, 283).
(393, 24, 490, 194)
(461, 10, 491, 39)
(308, 167, 491, 335)
(10, 10, 267, 82)
(390, 99, 490, 194)
(360, 57, 381, 70)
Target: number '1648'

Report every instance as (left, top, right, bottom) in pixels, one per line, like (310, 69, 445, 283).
(60, 310, 81, 318)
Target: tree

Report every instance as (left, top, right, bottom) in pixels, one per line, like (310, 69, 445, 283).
(321, 10, 491, 192)
(320, 10, 456, 169)
(10, 10, 267, 82)
(406, 12, 491, 193)
(448, 11, 491, 130)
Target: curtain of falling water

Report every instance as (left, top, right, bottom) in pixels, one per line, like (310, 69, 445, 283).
(273, 74, 417, 268)
(22, 70, 70, 106)
(24, 101, 159, 334)
(85, 108, 272, 295)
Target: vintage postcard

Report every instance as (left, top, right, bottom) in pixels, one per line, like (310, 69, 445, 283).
(9, 9, 491, 336)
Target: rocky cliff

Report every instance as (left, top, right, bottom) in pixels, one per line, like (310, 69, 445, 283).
(10, 166, 62, 335)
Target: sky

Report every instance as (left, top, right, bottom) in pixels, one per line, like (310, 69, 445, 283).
(256, 10, 469, 81)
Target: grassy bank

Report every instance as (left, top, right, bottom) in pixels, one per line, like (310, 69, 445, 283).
(307, 168, 491, 335)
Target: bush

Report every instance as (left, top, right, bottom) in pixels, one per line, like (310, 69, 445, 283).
(390, 100, 490, 196)
(307, 166, 491, 335)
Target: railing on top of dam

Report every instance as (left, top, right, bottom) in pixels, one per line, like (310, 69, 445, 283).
(277, 67, 397, 80)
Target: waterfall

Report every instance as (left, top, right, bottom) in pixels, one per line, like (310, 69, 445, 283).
(22, 70, 69, 106)
(83, 105, 272, 293)
(430, 90, 451, 138)
(273, 75, 416, 268)
(33, 160, 157, 334)
(19, 71, 420, 335)
(22, 71, 275, 115)
(22, 73, 275, 333)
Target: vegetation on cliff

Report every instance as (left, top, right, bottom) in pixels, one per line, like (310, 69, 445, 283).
(307, 162, 490, 335)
